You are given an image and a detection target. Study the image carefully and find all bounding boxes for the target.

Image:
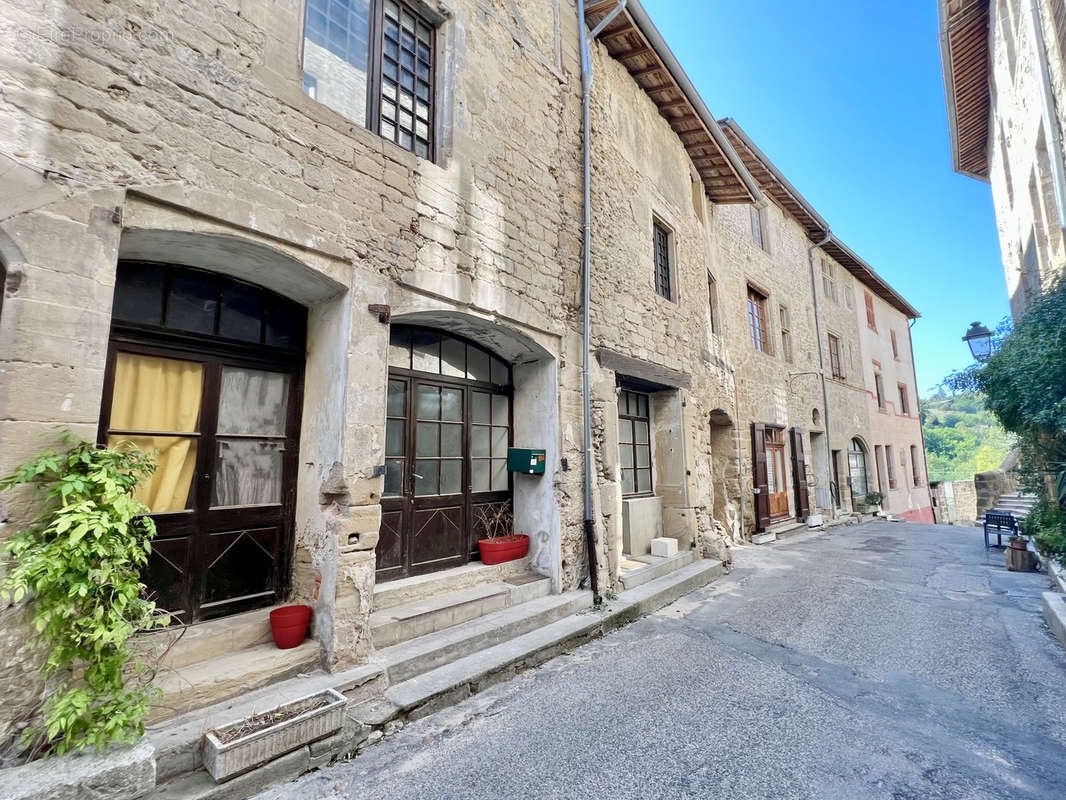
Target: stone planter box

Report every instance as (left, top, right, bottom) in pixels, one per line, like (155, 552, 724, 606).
(203, 688, 345, 782)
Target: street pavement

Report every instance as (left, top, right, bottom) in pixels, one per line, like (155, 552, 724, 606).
(255, 521, 1066, 799)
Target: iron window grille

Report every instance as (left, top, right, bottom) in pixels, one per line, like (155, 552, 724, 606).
(654, 220, 673, 300)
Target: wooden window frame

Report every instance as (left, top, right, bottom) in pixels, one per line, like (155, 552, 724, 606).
(864, 291, 877, 331)
(821, 259, 837, 303)
(302, 0, 437, 159)
(779, 304, 792, 363)
(885, 444, 897, 489)
(747, 285, 772, 355)
(890, 329, 900, 360)
(827, 333, 844, 379)
(707, 272, 720, 336)
(618, 388, 654, 498)
(910, 444, 922, 487)
(653, 219, 674, 301)
(897, 382, 910, 415)
(750, 206, 764, 250)
(875, 372, 886, 410)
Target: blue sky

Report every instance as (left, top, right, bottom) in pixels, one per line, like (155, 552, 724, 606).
(641, 0, 1009, 394)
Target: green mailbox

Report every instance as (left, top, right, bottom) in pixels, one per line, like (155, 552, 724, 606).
(507, 447, 546, 475)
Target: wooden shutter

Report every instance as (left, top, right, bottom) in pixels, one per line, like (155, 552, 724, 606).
(751, 422, 770, 532)
(790, 427, 809, 520)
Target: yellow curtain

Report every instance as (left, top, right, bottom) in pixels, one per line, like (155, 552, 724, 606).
(107, 353, 203, 513)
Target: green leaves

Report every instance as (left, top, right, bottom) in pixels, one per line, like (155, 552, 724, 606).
(0, 434, 167, 756)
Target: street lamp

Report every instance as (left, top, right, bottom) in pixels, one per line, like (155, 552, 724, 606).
(962, 321, 993, 362)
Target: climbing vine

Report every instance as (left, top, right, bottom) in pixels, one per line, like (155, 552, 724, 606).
(0, 433, 170, 757)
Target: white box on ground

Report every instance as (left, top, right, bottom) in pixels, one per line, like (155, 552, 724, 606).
(807, 514, 824, 528)
(649, 537, 678, 557)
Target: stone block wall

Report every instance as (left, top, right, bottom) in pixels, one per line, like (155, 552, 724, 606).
(987, 0, 1066, 318)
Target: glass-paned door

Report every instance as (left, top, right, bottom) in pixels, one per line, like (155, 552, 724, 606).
(848, 439, 869, 501)
(102, 348, 302, 623)
(378, 326, 512, 581)
(765, 427, 789, 518)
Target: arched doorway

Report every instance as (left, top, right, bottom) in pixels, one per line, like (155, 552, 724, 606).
(378, 325, 513, 581)
(848, 438, 870, 501)
(98, 261, 307, 622)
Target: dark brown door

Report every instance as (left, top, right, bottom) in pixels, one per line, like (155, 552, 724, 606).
(100, 343, 303, 623)
(790, 427, 810, 521)
(378, 326, 512, 582)
(100, 261, 306, 624)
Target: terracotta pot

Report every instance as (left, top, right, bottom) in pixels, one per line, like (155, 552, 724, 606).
(477, 534, 530, 565)
(269, 604, 312, 649)
(1009, 536, 1029, 551)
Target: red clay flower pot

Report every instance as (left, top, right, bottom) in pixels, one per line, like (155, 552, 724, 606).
(477, 534, 529, 565)
(269, 604, 311, 649)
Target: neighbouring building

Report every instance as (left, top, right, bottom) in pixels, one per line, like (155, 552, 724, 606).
(940, 0, 1066, 318)
(717, 120, 932, 530)
(0, 0, 928, 779)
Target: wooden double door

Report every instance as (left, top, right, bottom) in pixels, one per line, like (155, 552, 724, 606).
(100, 261, 307, 623)
(376, 333, 513, 582)
(751, 423, 811, 530)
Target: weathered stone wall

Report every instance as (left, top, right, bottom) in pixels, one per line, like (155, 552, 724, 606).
(988, 0, 1066, 318)
(583, 42, 738, 580)
(0, 0, 586, 740)
(714, 196, 873, 531)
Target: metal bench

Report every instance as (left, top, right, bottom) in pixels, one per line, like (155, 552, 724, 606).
(983, 510, 1019, 548)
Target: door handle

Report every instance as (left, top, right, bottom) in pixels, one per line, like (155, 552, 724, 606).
(412, 473, 424, 479)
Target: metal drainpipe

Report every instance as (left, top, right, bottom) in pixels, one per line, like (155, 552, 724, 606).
(1030, 0, 1066, 231)
(807, 231, 836, 519)
(577, 0, 626, 607)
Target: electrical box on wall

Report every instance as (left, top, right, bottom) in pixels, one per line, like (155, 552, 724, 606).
(507, 448, 546, 475)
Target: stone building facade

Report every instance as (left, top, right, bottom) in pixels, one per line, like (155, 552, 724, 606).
(941, 0, 1066, 318)
(0, 0, 926, 751)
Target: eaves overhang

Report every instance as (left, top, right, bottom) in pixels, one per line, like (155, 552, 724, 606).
(583, 0, 763, 204)
(720, 118, 921, 319)
(939, 0, 992, 180)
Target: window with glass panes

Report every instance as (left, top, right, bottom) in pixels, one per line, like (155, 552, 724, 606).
(828, 333, 844, 379)
(748, 286, 771, 354)
(302, 0, 435, 158)
(618, 389, 652, 496)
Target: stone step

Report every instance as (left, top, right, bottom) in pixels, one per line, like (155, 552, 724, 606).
(148, 640, 321, 725)
(383, 559, 724, 721)
(369, 572, 552, 649)
(377, 589, 590, 683)
(149, 558, 724, 799)
(135, 608, 274, 672)
(619, 549, 694, 591)
(372, 557, 536, 612)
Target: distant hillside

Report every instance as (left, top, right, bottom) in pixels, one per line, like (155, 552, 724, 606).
(921, 391, 1015, 481)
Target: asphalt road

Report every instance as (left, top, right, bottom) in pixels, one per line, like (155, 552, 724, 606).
(256, 521, 1066, 800)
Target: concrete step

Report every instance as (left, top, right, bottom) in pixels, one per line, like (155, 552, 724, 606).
(135, 607, 274, 671)
(148, 639, 321, 725)
(370, 572, 551, 649)
(383, 558, 724, 721)
(619, 549, 694, 590)
(377, 589, 590, 683)
(149, 558, 724, 799)
(147, 661, 384, 784)
(372, 557, 536, 612)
